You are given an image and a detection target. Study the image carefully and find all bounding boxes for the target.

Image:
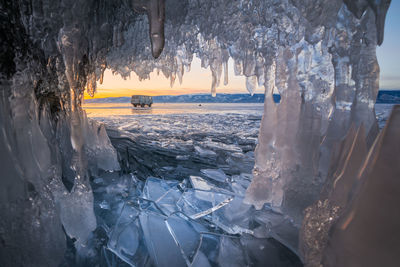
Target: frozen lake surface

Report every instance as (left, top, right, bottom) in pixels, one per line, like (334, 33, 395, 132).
(85, 103, 264, 180)
(81, 102, 395, 266)
(84, 102, 265, 116)
(83, 103, 304, 266)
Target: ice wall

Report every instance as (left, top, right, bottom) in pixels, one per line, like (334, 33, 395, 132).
(301, 105, 400, 266)
(1, 1, 120, 265)
(0, 0, 392, 265)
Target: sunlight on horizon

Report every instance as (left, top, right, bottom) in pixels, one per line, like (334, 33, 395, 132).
(84, 57, 264, 99)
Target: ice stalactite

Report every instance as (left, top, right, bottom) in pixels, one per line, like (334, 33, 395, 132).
(245, 2, 386, 228)
(131, 0, 166, 58)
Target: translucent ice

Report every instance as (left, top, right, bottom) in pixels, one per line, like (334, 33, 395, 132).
(200, 169, 228, 183)
(58, 183, 97, 248)
(141, 177, 182, 215)
(139, 212, 200, 267)
(177, 189, 233, 220)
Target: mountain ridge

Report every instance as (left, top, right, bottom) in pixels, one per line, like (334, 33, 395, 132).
(84, 90, 400, 104)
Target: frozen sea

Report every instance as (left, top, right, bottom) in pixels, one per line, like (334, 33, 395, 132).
(81, 102, 396, 267)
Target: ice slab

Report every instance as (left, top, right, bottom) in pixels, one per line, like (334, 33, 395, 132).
(108, 223, 140, 264)
(189, 175, 213, 191)
(139, 212, 201, 267)
(141, 177, 182, 215)
(193, 233, 220, 265)
(177, 189, 233, 220)
(176, 155, 190, 160)
(200, 169, 228, 183)
(212, 197, 253, 235)
(191, 250, 212, 267)
(194, 146, 217, 157)
(58, 183, 97, 248)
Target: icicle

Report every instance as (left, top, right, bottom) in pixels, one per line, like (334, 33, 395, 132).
(256, 54, 265, 87)
(170, 72, 176, 88)
(210, 61, 222, 97)
(246, 76, 257, 96)
(243, 53, 256, 77)
(177, 61, 184, 85)
(185, 63, 191, 72)
(131, 0, 165, 58)
(99, 63, 106, 85)
(210, 69, 217, 97)
(201, 57, 209, 69)
(86, 72, 97, 97)
(234, 59, 242, 76)
(223, 60, 229, 86)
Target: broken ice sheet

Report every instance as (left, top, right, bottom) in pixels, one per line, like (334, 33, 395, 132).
(190, 175, 213, 191)
(191, 250, 212, 267)
(191, 233, 220, 266)
(141, 177, 182, 215)
(200, 169, 228, 183)
(108, 222, 140, 264)
(139, 212, 204, 267)
(212, 196, 254, 235)
(202, 139, 243, 153)
(107, 203, 148, 266)
(177, 189, 233, 220)
(190, 175, 237, 197)
(176, 154, 190, 160)
(194, 146, 217, 157)
(58, 183, 97, 248)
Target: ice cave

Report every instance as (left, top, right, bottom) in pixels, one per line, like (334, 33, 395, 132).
(1, 0, 399, 266)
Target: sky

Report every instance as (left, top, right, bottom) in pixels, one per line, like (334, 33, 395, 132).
(85, 58, 263, 98)
(377, 0, 400, 90)
(85, 2, 399, 99)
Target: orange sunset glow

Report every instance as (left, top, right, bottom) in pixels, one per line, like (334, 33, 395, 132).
(84, 58, 264, 99)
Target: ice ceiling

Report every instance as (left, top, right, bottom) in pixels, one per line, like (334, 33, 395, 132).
(1, 0, 398, 266)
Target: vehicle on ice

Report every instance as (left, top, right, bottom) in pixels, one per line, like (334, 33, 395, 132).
(131, 95, 153, 107)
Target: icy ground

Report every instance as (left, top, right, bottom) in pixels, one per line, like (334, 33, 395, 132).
(80, 103, 394, 266)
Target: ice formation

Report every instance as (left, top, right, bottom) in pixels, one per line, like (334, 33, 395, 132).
(0, 0, 395, 266)
(301, 105, 400, 266)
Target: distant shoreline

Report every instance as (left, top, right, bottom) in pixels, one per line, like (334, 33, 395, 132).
(84, 93, 267, 104)
(84, 91, 400, 104)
